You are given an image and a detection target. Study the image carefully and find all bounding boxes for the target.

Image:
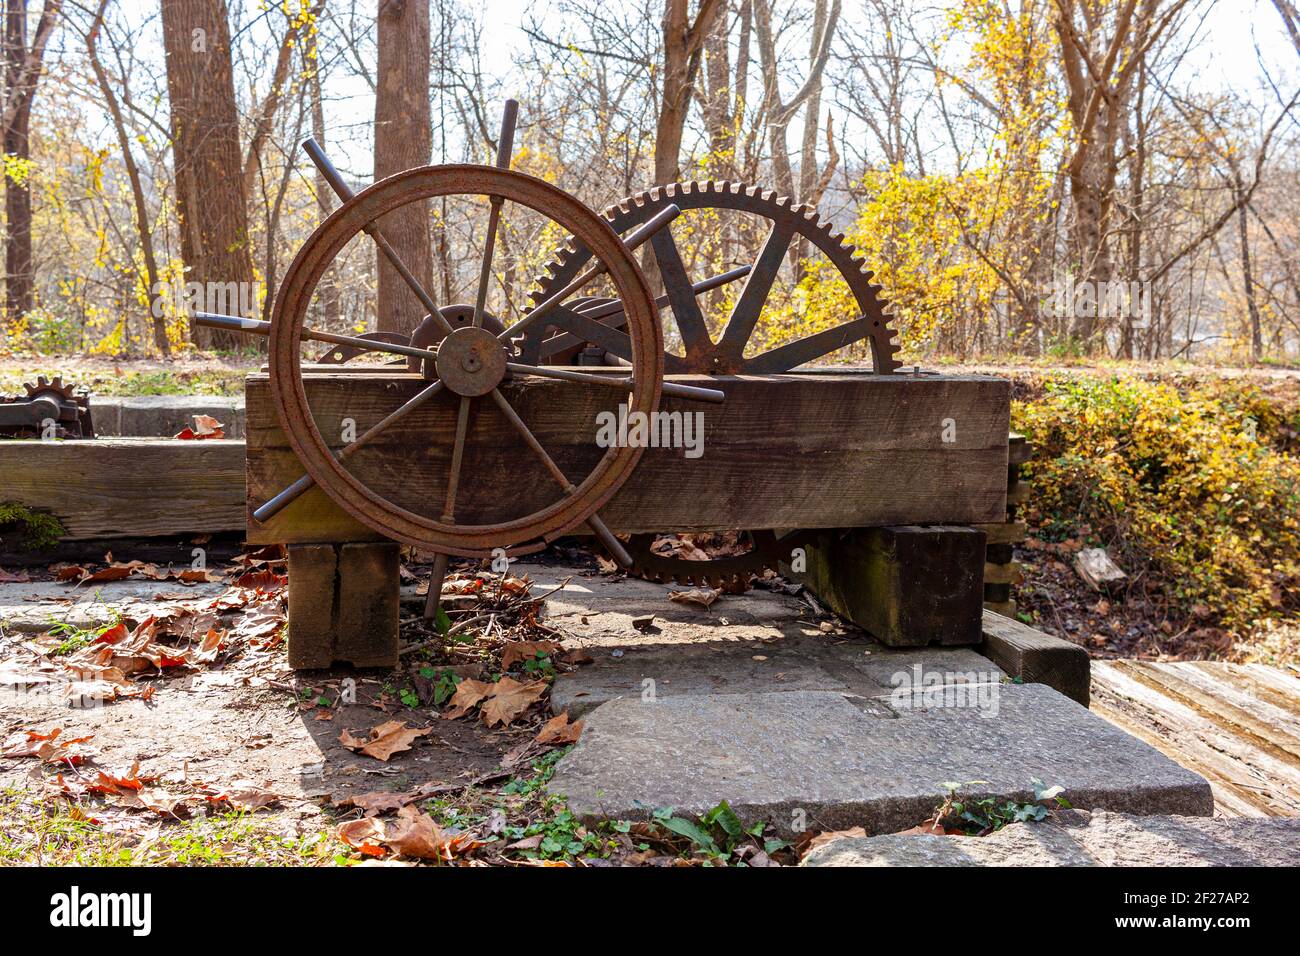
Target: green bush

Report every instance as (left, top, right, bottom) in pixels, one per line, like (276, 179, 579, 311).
(1014, 377, 1300, 632)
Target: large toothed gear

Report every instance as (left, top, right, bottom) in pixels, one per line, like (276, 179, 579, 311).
(621, 529, 818, 589)
(522, 180, 903, 375)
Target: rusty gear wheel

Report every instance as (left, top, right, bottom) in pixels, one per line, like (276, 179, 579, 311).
(521, 180, 903, 374)
(622, 529, 817, 588)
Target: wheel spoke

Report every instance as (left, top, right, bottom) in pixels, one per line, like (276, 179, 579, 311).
(488, 388, 632, 566)
(301, 138, 455, 339)
(650, 227, 712, 357)
(470, 99, 518, 330)
(743, 316, 875, 374)
(505, 361, 725, 403)
(506, 203, 682, 343)
(544, 306, 635, 361)
(195, 312, 437, 363)
(252, 378, 446, 522)
(716, 220, 793, 360)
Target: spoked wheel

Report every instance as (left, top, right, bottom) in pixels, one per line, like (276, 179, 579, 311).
(195, 100, 724, 614)
(269, 164, 666, 558)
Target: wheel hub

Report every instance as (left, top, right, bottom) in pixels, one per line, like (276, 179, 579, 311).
(435, 325, 507, 396)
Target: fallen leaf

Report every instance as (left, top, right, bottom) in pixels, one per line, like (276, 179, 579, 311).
(479, 677, 547, 728)
(501, 640, 561, 670)
(339, 720, 432, 761)
(442, 678, 495, 720)
(536, 711, 584, 745)
(667, 587, 721, 609)
(338, 791, 410, 815)
(174, 415, 225, 440)
(338, 818, 388, 857)
(0, 567, 31, 583)
(380, 805, 450, 860)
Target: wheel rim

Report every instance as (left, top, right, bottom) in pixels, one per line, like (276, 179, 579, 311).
(269, 164, 663, 555)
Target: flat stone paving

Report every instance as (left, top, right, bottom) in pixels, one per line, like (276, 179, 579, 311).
(802, 809, 1300, 866)
(549, 686, 1213, 835)
(523, 565, 1215, 835)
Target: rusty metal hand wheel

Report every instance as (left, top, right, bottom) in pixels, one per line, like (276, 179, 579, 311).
(194, 100, 723, 611)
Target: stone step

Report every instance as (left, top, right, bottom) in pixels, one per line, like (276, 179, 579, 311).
(93, 395, 246, 438)
(802, 808, 1300, 866)
(548, 685, 1213, 836)
(550, 635, 1005, 717)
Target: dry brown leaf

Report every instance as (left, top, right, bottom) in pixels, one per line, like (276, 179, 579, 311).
(339, 720, 432, 761)
(339, 791, 410, 815)
(501, 640, 561, 670)
(536, 711, 584, 745)
(174, 415, 225, 440)
(479, 677, 548, 728)
(442, 678, 495, 720)
(338, 817, 388, 857)
(380, 805, 450, 860)
(668, 587, 721, 609)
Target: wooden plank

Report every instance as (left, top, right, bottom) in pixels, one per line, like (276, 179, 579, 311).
(971, 521, 1027, 545)
(1115, 661, 1300, 766)
(245, 372, 1011, 545)
(1008, 432, 1032, 465)
(982, 561, 1022, 585)
(0, 438, 245, 539)
(1091, 661, 1300, 817)
(799, 526, 986, 647)
(980, 609, 1090, 706)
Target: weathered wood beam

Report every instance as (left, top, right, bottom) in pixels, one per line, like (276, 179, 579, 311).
(794, 525, 987, 647)
(0, 438, 245, 539)
(245, 371, 1011, 545)
(980, 609, 1090, 706)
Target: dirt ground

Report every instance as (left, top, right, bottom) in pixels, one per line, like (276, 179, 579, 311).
(0, 546, 825, 865)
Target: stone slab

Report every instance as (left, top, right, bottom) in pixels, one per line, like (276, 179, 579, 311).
(802, 808, 1300, 866)
(93, 395, 246, 438)
(551, 634, 1004, 717)
(549, 685, 1213, 835)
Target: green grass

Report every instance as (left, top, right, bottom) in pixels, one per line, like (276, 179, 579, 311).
(0, 789, 334, 866)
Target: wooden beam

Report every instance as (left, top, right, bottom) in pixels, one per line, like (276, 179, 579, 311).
(980, 609, 1090, 706)
(0, 438, 245, 540)
(796, 526, 987, 647)
(245, 371, 1011, 545)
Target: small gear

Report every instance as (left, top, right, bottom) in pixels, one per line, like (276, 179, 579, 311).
(22, 374, 77, 400)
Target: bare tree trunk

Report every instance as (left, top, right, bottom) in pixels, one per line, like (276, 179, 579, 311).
(1233, 170, 1261, 361)
(85, 0, 169, 354)
(307, 21, 339, 328)
(160, 0, 255, 348)
(653, 0, 723, 185)
(3, 0, 58, 322)
(754, 0, 840, 198)
(701, 3, 732, 179)
(374, 0, 432, 336)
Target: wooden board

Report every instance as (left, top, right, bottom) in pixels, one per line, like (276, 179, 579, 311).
(0, 438, 246, 539)
(980, 609, 1090, 706)
(244, 371, 1011, 545)
(1092, 660, 1300, 817)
